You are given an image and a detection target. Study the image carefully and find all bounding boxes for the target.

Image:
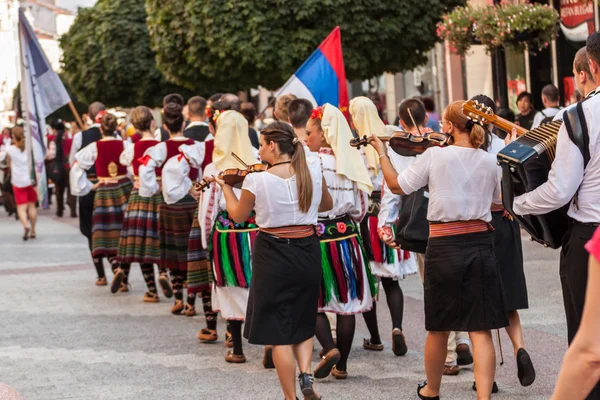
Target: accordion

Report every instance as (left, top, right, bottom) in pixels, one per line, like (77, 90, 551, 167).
(497, 120, 568, 249)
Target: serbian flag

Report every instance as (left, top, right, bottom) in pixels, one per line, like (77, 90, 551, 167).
(276, 26, 349, 117)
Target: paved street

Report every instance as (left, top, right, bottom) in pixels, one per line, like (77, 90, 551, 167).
(0, 207, 567, 400)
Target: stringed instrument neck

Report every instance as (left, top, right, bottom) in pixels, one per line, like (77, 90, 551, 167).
(462, 100, 529, 137)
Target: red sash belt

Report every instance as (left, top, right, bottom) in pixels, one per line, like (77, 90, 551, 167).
(259, 225, 315, 239)
(429, 220, 493, 238)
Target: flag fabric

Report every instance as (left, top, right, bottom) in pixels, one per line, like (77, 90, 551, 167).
(276, 26, 349, 117)
(18, 8, 71, 208)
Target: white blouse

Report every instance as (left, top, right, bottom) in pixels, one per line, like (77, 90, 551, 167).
(317, 149, 368, 222)
(6, 145, 31, 188)
(160, 142, 206, 204)
(396, 146, 502, 223)
(69, 140, 131, 197)
(242, 158, 323, 228)
(137, 137, 198, 199)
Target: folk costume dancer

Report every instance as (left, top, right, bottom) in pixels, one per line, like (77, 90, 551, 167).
(196, 110, 259, 363)
(161, 113, 215, 326)
(371, 101, 508, 400)
(116, 106, 164, 303)
(307, 104, 377, 380)
(139, 103, 197, 314)
(349, 96, 417, 357)
(71, 113, 133, 294)
(512, 32, 600, 400)
(69, 102, 108, 285)
(471, 95, 535, 389)
(213, 121, 332, 400)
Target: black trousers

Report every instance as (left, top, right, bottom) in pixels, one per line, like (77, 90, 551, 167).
(560, 220, 600, 400)
(79, 189, 95, 250)
(55, 172, 76, 216)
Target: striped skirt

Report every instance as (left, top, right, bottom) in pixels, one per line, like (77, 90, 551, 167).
(360, 192, 417, 280)
(210, 210, 258, 320)
(91, 178, 133, 258)
(317, 215, 377, 315)
(187, 206, 212, 295)
(158, 195, 197, 271)
(117, 188, 162, 265)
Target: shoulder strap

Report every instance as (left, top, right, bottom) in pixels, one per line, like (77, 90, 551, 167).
(563, 102, 591, 168)
(562, 101, 591, 210)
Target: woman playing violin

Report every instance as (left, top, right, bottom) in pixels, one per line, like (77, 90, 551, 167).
(210, 121, 332, 400)
(369, 101, 507, 400)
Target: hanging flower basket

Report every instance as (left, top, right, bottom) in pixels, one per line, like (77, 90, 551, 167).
(437, 3, 559, 55)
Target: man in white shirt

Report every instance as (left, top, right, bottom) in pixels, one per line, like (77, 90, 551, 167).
(555, 47, 598, 121)
(531, 84, 561, 129)
(514, 33, 600, 399)
(183, 96, 211, 142)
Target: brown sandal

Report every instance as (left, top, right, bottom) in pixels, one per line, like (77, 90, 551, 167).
(171, 300, 184, 315)
(184, 304, 196, 317)
(443, 365, 460, 376)
(95, 277, 107, 286)
(143, 292, 159, 303)
(314, 348, 341, 379)
(392, 328, 408, 356)
(363, 338, 384, 351)
(197, 328, 218, 342)
(331, 366, 348, 380)
(225, 351, 246, 363)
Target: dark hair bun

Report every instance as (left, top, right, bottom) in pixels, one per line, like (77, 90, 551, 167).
(100, 113, 118, 135)
(163, 103, 184, 133)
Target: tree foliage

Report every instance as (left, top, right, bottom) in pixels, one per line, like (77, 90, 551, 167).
(146, 0, 466, 93)
(60, 0, 191, 108)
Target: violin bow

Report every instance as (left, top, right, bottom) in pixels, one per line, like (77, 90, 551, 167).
(407, 109, 423, 137)
(231, 152, 249, 168)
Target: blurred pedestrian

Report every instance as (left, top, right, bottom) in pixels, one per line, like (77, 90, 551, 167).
(515, 92, 540, 130)
(6, 126, 38, 240)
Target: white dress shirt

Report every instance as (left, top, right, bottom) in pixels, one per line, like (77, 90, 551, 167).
(514, 92, 600, 223)
(531, 107, 560, 130)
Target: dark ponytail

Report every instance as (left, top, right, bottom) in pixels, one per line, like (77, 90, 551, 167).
(261, 122, 313, 213)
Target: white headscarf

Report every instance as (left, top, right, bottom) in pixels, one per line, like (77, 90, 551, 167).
(213, 111, 258, 171)
(349, 96, 386, 172)
(321, 103, 373, 195)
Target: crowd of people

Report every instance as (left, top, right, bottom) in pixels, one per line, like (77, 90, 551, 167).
(2, 33, 600, 400)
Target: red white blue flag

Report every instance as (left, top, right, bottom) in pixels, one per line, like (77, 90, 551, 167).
(276, 26, 349, 118)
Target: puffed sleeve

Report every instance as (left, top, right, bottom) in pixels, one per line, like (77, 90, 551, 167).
(119, 141, 135, 166)
(161, 143, 205, 204)
(138, 143, 167, 197)
(70, 142, 97, 196)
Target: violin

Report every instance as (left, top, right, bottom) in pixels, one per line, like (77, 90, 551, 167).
(350, 130, 452, 157)
(197, 152, 266, 188)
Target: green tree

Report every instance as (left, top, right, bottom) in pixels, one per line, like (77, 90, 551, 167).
(60, 0, 191, 108)
(145, 0, 465, 93)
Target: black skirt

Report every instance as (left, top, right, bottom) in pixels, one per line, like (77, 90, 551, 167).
(424, 231, 508, 332)
(244, 232, 322, 345)
(491, 212, 529, 311)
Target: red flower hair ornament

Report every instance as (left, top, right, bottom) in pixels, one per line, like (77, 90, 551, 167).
(310, 106, 324, 121)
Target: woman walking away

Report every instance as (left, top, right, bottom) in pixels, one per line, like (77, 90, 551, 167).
(369, 101, 508, 400)
(6, 126, 37, 240)
(71, 113, 133, 293)
(213, 121, 332, 399)
(306, 104, 377, 380)
(117, 106, 163, 303)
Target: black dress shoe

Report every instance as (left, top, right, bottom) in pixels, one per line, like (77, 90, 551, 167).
(417, 381, 440, 400)
(472, 381, 499, 394)
(516, 348, 535, 386)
